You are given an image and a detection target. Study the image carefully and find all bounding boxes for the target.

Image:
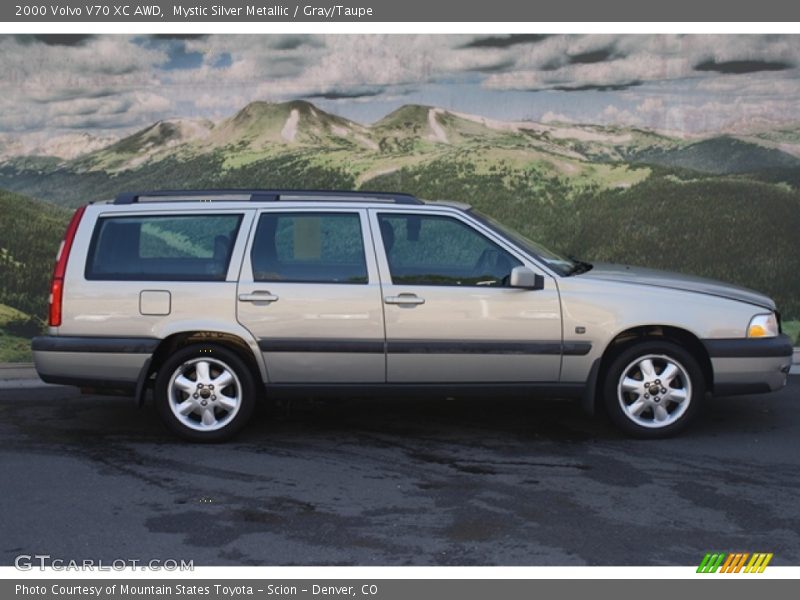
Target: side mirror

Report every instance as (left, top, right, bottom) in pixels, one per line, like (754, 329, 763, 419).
(510, 266, 544, 290)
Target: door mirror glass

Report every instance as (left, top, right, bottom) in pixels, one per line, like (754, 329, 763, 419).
(510, 266, 544, 290)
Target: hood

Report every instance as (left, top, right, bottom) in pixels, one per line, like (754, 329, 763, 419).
(580, 263, 776, 310)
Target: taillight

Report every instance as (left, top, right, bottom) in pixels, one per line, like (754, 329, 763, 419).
(49, 206, 86, 327)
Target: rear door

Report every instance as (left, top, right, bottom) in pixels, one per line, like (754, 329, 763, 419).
(369, 208, 563, 383)
(236, 208, 385, 383)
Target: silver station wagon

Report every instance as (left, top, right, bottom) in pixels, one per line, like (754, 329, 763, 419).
(32, 190, 793, 441)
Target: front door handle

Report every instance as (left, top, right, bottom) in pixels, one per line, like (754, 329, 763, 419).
(239, 291, 279, 303)
(384, 293, 425, 306)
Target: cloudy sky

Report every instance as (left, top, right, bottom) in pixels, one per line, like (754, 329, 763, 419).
(1, 33, 800, 145)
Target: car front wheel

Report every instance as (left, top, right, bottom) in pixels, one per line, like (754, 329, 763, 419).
(155, 344, 257, 442)
(603, 340, 704, 438)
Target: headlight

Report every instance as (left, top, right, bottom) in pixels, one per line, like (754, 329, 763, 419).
(747, 313, 779, 338)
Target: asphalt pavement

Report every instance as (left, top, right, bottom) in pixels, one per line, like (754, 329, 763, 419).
(0, 375, 798, 566)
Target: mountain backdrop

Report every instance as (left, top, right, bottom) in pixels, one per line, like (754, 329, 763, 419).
(1, 99, 799, 358)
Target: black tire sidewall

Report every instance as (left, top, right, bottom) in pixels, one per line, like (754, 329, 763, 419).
(154, 344, 257, 442)
(603, 340, 705, 439)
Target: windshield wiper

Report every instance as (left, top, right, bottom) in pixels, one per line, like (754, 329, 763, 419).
(566, 257, 593, 276)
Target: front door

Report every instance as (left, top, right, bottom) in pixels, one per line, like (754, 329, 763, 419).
(370, 209, 563, 383)
(237, 209, 385, 383)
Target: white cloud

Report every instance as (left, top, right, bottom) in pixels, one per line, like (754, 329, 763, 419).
(1, 34, 800, 138)
(0, 36, 164, 102)
(600, 105, 642, 126)
(540, 111, 575, 123)
(594, 96, 800, 133)
(483, 35, 800, 92)
(194, 92, 249, 113)
(636, 97, 664, 114)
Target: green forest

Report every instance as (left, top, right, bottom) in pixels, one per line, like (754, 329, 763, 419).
(369, 164, 800, 320)
(0, 190, 69, 360)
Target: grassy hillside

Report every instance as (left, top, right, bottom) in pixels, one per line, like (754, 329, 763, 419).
(568, 174, 800, 318)
(369, 165, 800, 319)
(0, 150, 361, 207)
(0, 191, 69, 362)
(1, 101, 798, 332)
(0, 303, 34, 362)
(3, 153, 798, 321)
(784, 320, 800, 345)
(634, 136, 800, 174)
(0, 189, 69, 318)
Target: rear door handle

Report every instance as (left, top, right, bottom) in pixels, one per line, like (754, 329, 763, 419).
(384, 293, 425, 306)
(239, 291, 279, 303)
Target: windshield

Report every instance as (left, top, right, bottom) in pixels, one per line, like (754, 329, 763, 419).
(469, 209, 577, 276)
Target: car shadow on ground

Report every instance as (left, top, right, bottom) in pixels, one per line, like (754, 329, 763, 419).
(2, 383, 792, 446)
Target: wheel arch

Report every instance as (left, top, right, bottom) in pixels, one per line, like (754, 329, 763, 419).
(583, 324, 713, 415)
(136, 330, 265, 407)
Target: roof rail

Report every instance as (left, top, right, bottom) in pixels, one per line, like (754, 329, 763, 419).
(113, 189, 423, 205)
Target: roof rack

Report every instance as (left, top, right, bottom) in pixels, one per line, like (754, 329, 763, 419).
(113, 189, 423, 205)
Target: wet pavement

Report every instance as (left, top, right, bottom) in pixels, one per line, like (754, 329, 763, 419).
(1, 378, 798, 566)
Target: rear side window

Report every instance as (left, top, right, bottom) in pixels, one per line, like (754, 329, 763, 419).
(86, 214, 243, 281)
(251, 212, 367, 284)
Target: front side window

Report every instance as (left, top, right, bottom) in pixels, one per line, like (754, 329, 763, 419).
(251, 212, 367, 284)
(469, 209, 576, 275)
(86, 214, 242, 281)
(377, 213, 522, 286)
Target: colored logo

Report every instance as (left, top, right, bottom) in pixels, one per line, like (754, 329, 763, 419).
(697, 552, 773, 573)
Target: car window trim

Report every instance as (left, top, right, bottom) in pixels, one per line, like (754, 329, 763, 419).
(244, 208, 375, 286)
(370, 206, 560, 281)
(84, 212, 245, 282)
(373, 209, 541, 289)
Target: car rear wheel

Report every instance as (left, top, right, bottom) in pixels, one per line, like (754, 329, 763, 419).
(603, 340, 704, 438)
(155, 344, 256, 442)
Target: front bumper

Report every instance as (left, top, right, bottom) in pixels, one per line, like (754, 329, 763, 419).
(703, 334, 793, 396)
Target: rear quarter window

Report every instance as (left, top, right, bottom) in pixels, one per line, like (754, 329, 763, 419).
(85, 214, 243, 281)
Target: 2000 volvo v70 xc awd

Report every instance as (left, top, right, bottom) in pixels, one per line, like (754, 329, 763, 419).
(32, 189, 793, 441)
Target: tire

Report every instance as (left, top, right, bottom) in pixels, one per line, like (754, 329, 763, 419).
(603, 340, 704, 439)
(154, 343, 257, 442)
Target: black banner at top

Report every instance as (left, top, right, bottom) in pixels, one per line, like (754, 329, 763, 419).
(4, 0, 800, 22)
